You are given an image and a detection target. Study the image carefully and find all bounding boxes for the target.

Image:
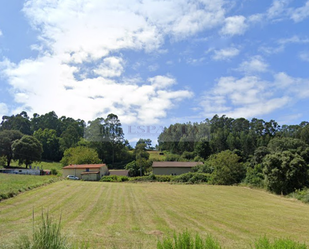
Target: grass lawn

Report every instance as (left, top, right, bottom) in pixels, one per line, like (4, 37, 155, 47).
(0, 174, 61, 201)
(148, 150, 166, 161)
(0, 182, 309, 248)
(8, 160, 63, 171)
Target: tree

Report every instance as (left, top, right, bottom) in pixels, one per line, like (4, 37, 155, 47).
(263, 151, 309, 194)
(60, 146, 102, 166)
(1, 111, 31, 135)
(33, 128, 62, 161)
(136, 138, 153, 150)
(12, 135, 43, 168)
(0, 130, 23, 167)
(208, 150, 246, 185)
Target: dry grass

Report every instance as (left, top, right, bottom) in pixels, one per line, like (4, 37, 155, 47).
(0, 182, 309, 248)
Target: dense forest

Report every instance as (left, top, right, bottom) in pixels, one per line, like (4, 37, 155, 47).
(0, 111, 133, 168)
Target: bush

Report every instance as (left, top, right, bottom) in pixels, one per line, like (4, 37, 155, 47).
(100, 175, 129, 182)
(50, 168, 58, 175)
(289, 188, 309, 203)
(0, 156, 6, 167)
(173, 173, 210, 184)
(157, 230, 221, 249)
(243, 164, 265, 188)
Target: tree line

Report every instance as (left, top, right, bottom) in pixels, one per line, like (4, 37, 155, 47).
(0, 111, 133, 168)
(158, 115, 309, 194)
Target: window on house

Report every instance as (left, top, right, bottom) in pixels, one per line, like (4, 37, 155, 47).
(86, 168, 89, 172)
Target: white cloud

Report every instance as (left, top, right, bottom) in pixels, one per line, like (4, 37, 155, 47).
(93, 57, 124, 78)
(200, 75, 290, 118)
(212, 47, 240, 61)
(0, 29, 2, 36)
(237, 56, 268, 74)
(1, 0, 226, 124)
(274, 72, 309, 98)
(0, 103, 8, 117)
(299, 51, 309, 62)
(267, 0, 290, 19)
(290, 1, 309, 22)
(220, 15, 248, 36)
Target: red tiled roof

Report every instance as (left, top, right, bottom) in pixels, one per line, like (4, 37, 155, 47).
(152, 161, 203, 168)
(63, 164, 106, 169)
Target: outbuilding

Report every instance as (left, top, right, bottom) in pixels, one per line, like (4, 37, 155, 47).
(62, 164, 109, 180)
(152, 161, 203, 175)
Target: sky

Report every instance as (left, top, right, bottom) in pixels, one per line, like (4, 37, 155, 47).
(1, 0, 309, 143)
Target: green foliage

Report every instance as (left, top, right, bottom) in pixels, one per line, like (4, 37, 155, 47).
(263, 151, 309, 194)
(157, 230, 221, 249)
(172, 172, 210, 184)
(208, 150, 246, 185)
(0, 156, 6, 167)
(268, 137, 308, 154)
(165, 153, 181, 161)
(33, 128, 62, 161)
(50, 168, 58, 175)
(100, 175, 129, 182)
(60, 146, 101, 166)
(181, 151, 196, 160)
(254, 236, 307, 249)
(244, 164, 265, 188)
(289, 188, 309, 203)
(12, 135, 43, 168)
(0, 111, 31, 135)
(0, 130, 24, 167)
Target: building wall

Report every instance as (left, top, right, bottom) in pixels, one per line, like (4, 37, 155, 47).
(153, 167, 192, 175)
(81, 173, 100, 181)
(63, 166, 109, 178)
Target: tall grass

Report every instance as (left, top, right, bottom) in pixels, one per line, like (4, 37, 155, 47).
(254, 236, 307, 249)
(14, 212, 88, 249)
(157, 230, 221, 249)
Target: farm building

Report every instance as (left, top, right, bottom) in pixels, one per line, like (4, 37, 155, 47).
(62, 164, 109, 180)
(108, 170, 129, 176)
(152, 161, 203, 175)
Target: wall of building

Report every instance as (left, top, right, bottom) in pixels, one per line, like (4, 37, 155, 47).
(153, 167, 192, 175)
(63, 166, 109, 179)
(81, 173, 100, 181)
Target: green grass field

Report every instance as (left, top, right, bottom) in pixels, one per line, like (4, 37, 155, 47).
(1, 182, 309, 248)
(0, 174, 60, 201)
(8, 160, 63, 171)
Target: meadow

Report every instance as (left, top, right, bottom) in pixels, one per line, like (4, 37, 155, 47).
(1, 181, 309, 248)
(0, 174, 60, 201)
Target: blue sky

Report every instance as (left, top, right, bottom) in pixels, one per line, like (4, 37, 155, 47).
(1, 0, 309, 142)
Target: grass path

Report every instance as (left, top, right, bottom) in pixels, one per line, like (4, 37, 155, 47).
(1, 182, 309, 248)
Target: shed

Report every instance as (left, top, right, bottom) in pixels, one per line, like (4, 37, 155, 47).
(62, 164, 108, 179)
(152, 161, 203, 175)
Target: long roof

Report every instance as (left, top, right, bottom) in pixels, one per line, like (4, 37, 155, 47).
(63, 164, 106, 169)
(152, 161, 203, 168)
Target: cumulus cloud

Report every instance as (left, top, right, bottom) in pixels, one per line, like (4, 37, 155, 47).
(212, 47, 240, 61)
(290, 1, 309, 22)
(220, 15, 248, 36)
(200, 76, 289, 118)
(237, 56, 268, 74)
(1, 0, 226, 124)
(267, 0, 290, 19)
(200, 72, 309, 118)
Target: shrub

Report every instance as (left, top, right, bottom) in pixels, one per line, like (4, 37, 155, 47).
(50, 168, 58, 175)
(100, 175, 129, 182)
(157, 230, 221, 249)
(289, 188, 309, 203)
(0, 156, 6, 167)
(243, 164, 265, 188)
(172, 173, 210, 184)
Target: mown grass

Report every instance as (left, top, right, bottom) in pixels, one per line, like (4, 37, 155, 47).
(1, 182, 309, 248)
(148, 150, 166, 161)
(0, 174, 61, 201)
